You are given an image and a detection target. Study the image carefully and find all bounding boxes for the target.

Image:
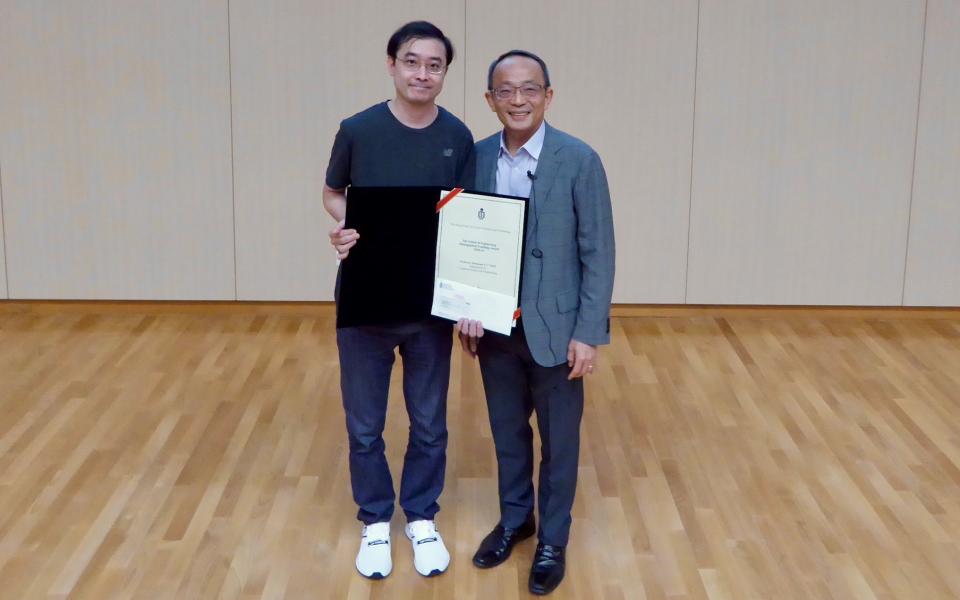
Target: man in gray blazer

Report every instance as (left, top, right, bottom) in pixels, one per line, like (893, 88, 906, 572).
(458, 49, 615, 596)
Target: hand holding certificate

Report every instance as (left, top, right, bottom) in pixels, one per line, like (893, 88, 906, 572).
(431, 189, 527, 334)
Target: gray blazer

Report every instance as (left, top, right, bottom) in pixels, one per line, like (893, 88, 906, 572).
(475, 123, 615, 367)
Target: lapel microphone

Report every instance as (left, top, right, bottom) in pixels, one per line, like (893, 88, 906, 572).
(527, 170, 536, 181)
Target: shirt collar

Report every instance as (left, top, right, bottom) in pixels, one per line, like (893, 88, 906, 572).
(498, 121, 546, 160)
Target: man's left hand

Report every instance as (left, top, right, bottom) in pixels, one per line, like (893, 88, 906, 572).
(567, 339, 598, 380)
(456, 318, 484, 358)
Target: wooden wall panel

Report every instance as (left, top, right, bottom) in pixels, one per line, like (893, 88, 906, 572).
(904, 0, 960, 307)
(687, 0, 924, 305)
(0, 172, 6, 298)
(0, 1, 235, 299)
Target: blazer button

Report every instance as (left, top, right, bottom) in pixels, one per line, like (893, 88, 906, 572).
(532, 248, 543, 258)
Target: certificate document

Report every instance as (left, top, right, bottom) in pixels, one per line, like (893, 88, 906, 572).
(431, 189, 527, 334)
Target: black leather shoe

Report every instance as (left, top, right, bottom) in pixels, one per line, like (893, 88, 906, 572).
(529, 543, 565, 595)
(472, 514, 536, 568)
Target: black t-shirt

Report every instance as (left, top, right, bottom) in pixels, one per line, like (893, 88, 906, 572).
(325, 101, 475, 189)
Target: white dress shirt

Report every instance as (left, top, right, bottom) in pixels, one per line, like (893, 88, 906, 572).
(495, 121, 546, 198)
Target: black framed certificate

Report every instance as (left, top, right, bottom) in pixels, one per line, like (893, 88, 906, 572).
(431, 189, 528, 334)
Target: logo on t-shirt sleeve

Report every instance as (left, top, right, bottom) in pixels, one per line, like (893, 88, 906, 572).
(442, 148, 454, 157)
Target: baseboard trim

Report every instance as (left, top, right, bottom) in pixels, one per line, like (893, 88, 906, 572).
(1, 300, 958, 319)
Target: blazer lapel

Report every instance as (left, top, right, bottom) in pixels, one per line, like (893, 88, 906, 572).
(477, 141, 497, 193)
(529, 123, 562, 212)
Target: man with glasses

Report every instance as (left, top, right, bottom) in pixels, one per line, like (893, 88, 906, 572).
(322, 21, 474, 580)
(457, 49, 615, 595)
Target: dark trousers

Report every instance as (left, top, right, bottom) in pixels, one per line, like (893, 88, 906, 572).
(337, 320, 452, 524)
(477, 324, 584, 547)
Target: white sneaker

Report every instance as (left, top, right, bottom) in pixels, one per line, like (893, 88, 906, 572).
(405, 520, 450, 577)
(356, 522, 392, 579)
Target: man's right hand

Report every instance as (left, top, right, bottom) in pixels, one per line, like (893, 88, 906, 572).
(329, 219, 359, 260)
(456, 318, 484, 358)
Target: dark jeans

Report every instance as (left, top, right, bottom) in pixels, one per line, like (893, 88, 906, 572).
(477, 323, 584, 546)
(337, 320, 452, 524)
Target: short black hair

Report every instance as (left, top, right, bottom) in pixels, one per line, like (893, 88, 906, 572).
(387, 21, 454, 66)
(487, 50, 551, 90)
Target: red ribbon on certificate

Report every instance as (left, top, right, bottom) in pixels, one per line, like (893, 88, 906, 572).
(513, 308, 521, 320)
(436, 187, 464, 212)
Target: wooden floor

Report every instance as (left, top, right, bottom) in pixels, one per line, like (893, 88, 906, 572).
(1, 309, 959, 599)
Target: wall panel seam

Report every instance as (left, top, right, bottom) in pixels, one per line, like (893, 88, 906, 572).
(901, 0, 929, 306)
(227, 0, 239, 301)
(683, 0, 701, 304)
(0, 159, 8, 297)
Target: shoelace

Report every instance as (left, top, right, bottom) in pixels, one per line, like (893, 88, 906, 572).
(408, 522, 438, 541)
(363, 525, 390, 545)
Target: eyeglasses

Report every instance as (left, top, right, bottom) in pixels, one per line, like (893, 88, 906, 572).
(397, 57, 445, 75)
(491, 84, 546, 101)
